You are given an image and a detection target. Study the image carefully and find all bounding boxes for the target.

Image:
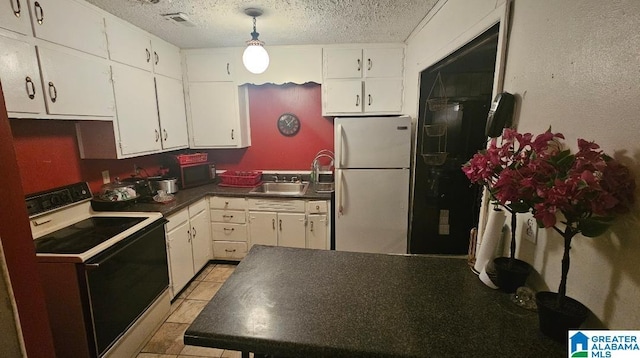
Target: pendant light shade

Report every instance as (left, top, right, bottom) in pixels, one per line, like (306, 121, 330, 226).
(242, 8, 270, 74)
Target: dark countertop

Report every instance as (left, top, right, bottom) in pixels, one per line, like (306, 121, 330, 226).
(121, 182, 332, 217)
(184, 245, 566, 358)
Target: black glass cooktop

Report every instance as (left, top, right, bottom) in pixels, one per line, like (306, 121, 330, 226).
(34, 217, 146, 254)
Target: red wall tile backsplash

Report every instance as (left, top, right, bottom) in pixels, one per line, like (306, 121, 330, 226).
(10, 83, 334, 195)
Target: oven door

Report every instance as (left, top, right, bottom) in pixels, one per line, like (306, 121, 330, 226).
(83, 218, 169, 356)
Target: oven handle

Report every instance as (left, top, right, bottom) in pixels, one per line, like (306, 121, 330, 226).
(83, 218, 167, 269)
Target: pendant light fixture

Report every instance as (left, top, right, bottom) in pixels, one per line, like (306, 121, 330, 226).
(242, 8, 270, 74)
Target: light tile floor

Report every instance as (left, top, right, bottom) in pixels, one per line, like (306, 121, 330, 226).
(136, 263, 245, 358)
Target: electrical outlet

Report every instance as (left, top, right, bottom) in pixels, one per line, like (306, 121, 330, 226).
(523, 217, 538, 244)
(101, 170, 110, 184)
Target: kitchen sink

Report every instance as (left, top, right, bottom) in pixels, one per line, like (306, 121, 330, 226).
(250, 182, 309, 196)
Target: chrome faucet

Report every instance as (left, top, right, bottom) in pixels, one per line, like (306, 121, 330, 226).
(311, 150, 335, 184)
(271, 175, 279, 182)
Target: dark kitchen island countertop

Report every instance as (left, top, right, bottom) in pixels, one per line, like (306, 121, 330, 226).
(184, 245, 565, 358)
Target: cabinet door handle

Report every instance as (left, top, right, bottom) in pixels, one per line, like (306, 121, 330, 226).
(154, 51, 159, 65)
(368, 94, 372, 106)
(310, 221, 314, 232)
(357, 58, 361, 72)
(230, 129, 234, 140)
(163, 129, 168, 141)
(154, 129, 160, 142)
(272, 218, 276, 230)
(315, 205, 320, 211)
(12, 0, 21, 17)
(47, 82, 57, 103)
(34, 1, 43, 24)
(187, 229, 191, 242)
(192, 227, 197, 238)
(223, 227, 235, 233)
(226, 63, 230, 75)
(367, 58, 372, 71)
(225, 249, 236, 253)
(222, 214, 234, 220)
(25, 77, 36, 99)
(279, 219, 282, 231)
(146, 48, 151, 63)
(355, 94, 360, 107)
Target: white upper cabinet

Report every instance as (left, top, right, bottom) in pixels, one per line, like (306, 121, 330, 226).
(29, 0, 108, 58)
(363, 48, 404, 78)
(185, 51, 234, 82)
(0, 0, 33, 35)
(364, 78, 404, 113)
(0, 35, 46, 114)
(323, 48, 363, 79)
(322, 80, 363, 114)
(151, 38, 182, 80)
(187, 82, 250, 148)
(111, 63, 161, 156)
(322, 45, 405, 116)
(104, 17, 153, 72)
(105, 17, 182, 80)
(37, 45, 114, 117)
(156, 75, 189, 151)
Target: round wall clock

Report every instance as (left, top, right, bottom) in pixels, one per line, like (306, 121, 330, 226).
(277, 113, 301, 136)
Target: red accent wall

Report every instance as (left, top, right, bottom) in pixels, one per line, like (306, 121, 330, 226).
(0, 87, 56, 357)
(208, 83, 334, 171)
(10, 120, 84, 194)
(11, 83, 333, 195)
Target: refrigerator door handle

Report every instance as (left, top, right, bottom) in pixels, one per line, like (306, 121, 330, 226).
(337, 170, 344, 216)
(336, 123, 344, 168)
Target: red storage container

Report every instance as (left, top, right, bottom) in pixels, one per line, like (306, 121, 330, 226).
(218, 171, 262, 187)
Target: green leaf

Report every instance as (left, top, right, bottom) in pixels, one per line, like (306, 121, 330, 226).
(555, 151, 575, 169)
(578, 217, 614, 237)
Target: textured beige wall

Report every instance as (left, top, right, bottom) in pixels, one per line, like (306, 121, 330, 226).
(503, 0, 640, 329)
(406, 0, 640, 329)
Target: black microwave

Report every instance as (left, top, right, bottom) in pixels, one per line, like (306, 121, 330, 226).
(170, 162, 216, 189)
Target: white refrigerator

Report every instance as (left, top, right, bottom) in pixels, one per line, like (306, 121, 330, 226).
(334, 116, 412, 254)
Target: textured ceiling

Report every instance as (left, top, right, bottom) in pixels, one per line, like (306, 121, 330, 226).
(84, 0, 439, 49)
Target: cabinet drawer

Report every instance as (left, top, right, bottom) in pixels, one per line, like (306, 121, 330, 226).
(210, 196, 247, 210)
(211, 223, 247, 242)
(166, 209, 189, 232)
(212, 241, 247, 260)
(307, 200, 328, 214)
(189, 199, 209, 216)
(210, 209, 246, 224)
(247, 198, 305, 212)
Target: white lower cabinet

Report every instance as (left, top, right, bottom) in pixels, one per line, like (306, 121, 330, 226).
(210, 196, 248, 260)
(307, 214, 328, 249)
(248, 211, 306, 248)
(248, 198, 330, 250)
(307, 200, 330, 250)
(165, 199, 211, 299)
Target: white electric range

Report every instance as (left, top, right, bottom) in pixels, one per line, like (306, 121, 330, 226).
(28, 182, 170, 358)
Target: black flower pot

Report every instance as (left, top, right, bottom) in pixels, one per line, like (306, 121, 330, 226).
(493, 257, 532, 293)
(535, 291, 589, 342)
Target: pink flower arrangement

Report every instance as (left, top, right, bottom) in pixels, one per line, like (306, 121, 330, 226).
(463, 128, 636, 305)
(463, 128, 635, 235)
